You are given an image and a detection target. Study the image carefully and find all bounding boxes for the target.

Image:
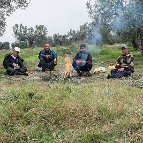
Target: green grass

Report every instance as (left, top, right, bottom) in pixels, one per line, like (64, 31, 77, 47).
(0, 44, 143, 143)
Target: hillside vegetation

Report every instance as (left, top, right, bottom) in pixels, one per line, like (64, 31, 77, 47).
(0, 44, 143, 143)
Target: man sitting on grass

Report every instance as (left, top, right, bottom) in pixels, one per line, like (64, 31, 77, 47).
(38, 42, 57, 72)
(72, 44, 93, 76)
(107, 45, 134, 79)
(3, 47, 29, 76)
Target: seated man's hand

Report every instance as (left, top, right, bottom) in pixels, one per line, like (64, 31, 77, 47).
(54, 58, 57, 64)
(81, 60, 86, 64)
(45, 55, 50, 59)
(15, 66, 20, 69)
(118, 68, 124, 72)
(13, 63, 20, 69)
(12, 63, 17, 67)
(76, 60, 82, 64)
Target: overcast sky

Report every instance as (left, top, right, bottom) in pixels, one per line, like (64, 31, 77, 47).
(1, 0, 91, 43)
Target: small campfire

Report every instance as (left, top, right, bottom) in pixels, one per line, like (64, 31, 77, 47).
(64, 54, 72, 78)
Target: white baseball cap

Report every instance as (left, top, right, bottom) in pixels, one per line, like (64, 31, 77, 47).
(13, 47, 20, 53)
(121, 44, 128, 49)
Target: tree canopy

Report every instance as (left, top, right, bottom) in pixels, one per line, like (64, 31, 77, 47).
(0, 0, 30, 36)
(87, 0, 143, 54)
(12, 24, 48, 47)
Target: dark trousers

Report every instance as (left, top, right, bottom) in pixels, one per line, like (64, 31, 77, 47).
(38, 58, 56, 71)
(72, 61, 92, 72)
(110, 69, 133, 78)
(6, 66, 27, 76)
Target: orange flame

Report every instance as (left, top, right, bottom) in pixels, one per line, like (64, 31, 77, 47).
(64, 54, 72, 78)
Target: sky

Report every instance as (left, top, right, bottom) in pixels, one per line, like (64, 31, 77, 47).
(0, 0, 91, 43)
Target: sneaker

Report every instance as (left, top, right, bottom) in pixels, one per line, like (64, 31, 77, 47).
(42, 67, 47, 72)
(83, 71, 92, 77)
(107, 74, 111, 79)
(37, 63, 42, 68)
(77, 71, 82, 77)
(25, 71, 31, 76)
(87, 72, 92, 76)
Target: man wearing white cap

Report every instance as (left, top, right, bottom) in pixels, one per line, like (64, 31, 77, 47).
(3, 47, 28, 75)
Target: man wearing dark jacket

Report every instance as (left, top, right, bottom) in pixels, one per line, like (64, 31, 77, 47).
(72, 44, 93, 76)
(3, 47, 28, 76)
(38, 43, 57, 71)
(107, 45, 134, 79)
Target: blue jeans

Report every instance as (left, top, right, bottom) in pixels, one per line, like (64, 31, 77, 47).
(110, 69, 133, 78)
(72, 61, 92, 72)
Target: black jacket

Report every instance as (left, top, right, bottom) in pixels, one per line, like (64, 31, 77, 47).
(3, 54, 24, 69)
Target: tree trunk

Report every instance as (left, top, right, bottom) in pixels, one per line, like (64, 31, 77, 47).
(132, 39, 139, 51)
(139, 29, 143, 56)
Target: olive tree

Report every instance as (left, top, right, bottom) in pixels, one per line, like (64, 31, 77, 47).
(0, 0, 30, 36)
(87, 0, 143, 55)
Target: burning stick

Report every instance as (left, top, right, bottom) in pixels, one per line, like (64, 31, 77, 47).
(64, 53, 72, 78)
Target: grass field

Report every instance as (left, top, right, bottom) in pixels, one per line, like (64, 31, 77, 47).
(0, 44, 143, 143)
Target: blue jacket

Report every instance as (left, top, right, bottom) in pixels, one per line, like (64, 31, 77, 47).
(73, 51, 92, 64)
(38, 49, 57, 62)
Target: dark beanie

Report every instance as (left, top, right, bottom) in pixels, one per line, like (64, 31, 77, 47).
(80, 44, 86, 49)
